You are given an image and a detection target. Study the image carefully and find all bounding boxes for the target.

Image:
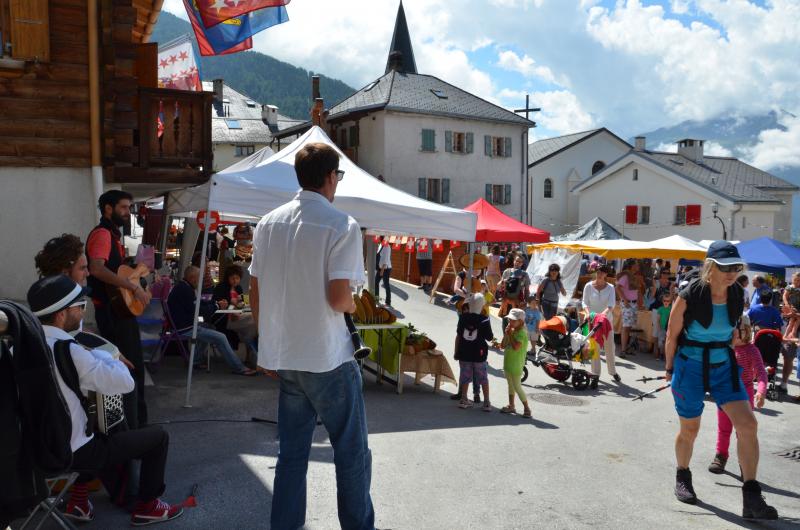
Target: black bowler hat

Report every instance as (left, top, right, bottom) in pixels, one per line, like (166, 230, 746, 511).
(706, 240, 745, 266)
(27, 276, 88, 317)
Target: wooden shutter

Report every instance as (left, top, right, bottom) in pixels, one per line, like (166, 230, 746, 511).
(485, 184, 493, 202)
(484, 135, 492, 157)
(686, 204, 701, 226)
(504, 137, 512, 158)
(465, 132, 474, 154)
(504, 184, 512, 205)
(10, 0, 50, 62)
(418, 178, 427, 199)
(442, 178, 450, 203)
(625, 205, 638, 224)
(135, 43, 159, 88)
(349, 126, 359, 147)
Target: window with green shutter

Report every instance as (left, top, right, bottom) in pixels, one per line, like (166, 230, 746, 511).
(349, 126, 359, 147)
(445, 130, 453, 152)
(466, 132, 474, 154)
(421, 129, 436, 152)
(504, 184, 511, 204)
(418, 177, 427, 198)
(484, 135, 492, 157)
(485, 184, 493, 202)
(442, 178, 450, 203)
(504, 137, 512, 157)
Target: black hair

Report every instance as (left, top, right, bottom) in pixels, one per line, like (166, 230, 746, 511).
(736, 274, 748, 286)
(760, 290, 773, 304)
(98, 190, 133, 213)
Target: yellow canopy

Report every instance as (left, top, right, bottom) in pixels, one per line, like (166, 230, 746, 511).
(528, 235, 708, 261)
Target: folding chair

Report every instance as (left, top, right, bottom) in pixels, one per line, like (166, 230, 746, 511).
(138, 298, 165, 367)
(151, 299, 192, 366)
(18, 472, 79, 530)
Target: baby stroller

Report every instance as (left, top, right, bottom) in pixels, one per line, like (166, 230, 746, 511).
(522, 315, 600, 390)
(754, 328, 782, 402)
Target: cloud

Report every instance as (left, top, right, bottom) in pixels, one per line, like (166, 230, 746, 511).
(496, 50, 566, 86)
(670, 0, 692, 15)
(489, 0, 544, 8)
(527, 90, 595, 135)
(744, 114, 800, 171)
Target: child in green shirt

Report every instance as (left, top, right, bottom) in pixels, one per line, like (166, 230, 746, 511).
(500, 308, 531, 418)
(655, 293, 672, 361)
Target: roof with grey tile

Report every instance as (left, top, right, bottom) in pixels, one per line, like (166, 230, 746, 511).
(573, 147, 798, 204)
(201, 81, 301, 143)
(321, 70, 533, 127)
(528, 128, 631, 166)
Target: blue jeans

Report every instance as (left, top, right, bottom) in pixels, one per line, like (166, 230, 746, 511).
(183, 326, 247, 373)
(272, 361, 374, 530)
(374, 268, 391, 305)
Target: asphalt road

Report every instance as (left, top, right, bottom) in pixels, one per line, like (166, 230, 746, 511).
(23, 279, 800, 529)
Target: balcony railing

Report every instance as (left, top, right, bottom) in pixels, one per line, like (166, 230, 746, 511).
(110, 87, 213, 184)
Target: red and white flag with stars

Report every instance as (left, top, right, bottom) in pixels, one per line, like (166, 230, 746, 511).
(158, 37, 202, 92)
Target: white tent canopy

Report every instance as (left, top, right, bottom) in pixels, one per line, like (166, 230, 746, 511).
(163, 126, 477, 241)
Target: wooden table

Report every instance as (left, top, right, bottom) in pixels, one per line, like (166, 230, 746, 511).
(397, 348, 456, 394)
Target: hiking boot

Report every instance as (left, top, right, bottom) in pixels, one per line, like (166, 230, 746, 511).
(131, 499, 184, 526)
(675, 468, 697, 504)
(742, 480, 778, 520)
(708, 453, 728, 474)
(613, 373, 621, 383)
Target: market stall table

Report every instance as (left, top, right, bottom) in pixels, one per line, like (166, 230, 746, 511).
(356, 323, 408, 390)
(611, 306, 654, 352)
(397, 349, 456, 394)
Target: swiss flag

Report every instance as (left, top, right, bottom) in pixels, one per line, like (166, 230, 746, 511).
(418, 238, 429, 252)
(433, 239, 444, 252)
(405, 239, 415, 253)
(197, 0, 291, 28)
(391, 241, 402, 251)
(450, 240, 460, 248)
(372, 235, 381, 244)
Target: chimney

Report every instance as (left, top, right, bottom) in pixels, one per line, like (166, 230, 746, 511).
(677, 138, 705, 164)
(386, 51, 403, 72)
(311, 97, 325, 127)
(262, 104, 278, 127)
(212, 78, 224, 101)
(311, 75, 320, 101)
(634, 136, 646, 151)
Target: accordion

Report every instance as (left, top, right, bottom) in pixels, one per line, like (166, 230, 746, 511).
(71, 331, 126, 434)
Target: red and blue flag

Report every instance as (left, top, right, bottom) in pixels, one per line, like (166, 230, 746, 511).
(196, 0, 290, 29)
(183, 0, 288, 56)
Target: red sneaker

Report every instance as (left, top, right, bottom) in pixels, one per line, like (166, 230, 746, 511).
(63, 499, 94, 522)
(130, 499, 183, 526)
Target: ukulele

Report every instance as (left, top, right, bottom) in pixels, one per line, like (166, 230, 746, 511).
(106, 263, 150, 317)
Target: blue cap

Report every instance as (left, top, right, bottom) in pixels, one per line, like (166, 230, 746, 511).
(706, 240, 745, 266)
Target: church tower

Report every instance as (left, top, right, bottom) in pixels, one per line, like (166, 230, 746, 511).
(384, 1, 417, 74)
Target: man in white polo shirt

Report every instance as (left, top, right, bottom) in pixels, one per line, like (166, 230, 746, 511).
(249, 142, 374, 530)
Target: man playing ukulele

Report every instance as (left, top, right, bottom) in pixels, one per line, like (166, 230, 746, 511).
(87, 190, 151, 428)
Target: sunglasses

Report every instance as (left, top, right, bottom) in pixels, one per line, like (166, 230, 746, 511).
(69, 300, 87, 311)
(335, 169, 345, 181)
(717, 263, 743, 273)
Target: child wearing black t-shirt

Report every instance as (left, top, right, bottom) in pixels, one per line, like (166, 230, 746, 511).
(454, 293, 495, 411)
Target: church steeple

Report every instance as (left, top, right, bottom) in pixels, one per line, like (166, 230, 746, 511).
(384, 1, 417, 75)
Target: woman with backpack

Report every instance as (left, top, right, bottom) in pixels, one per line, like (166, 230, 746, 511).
(536, 263, 567, 320)
(499, 254, 530, 318)
(664, 241, 777, 520)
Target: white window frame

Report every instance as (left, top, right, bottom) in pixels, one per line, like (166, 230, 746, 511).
(638, 205, 650, 225)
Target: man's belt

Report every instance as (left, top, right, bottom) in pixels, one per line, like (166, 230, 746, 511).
(679, 337, 739, 393)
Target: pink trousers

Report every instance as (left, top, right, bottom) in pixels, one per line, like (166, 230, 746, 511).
(716, 385, 754, 457)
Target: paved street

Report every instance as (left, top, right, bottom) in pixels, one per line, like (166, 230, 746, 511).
(77, 280, 799, 529)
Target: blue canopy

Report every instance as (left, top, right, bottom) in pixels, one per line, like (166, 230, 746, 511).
(736, 237, 800, 273)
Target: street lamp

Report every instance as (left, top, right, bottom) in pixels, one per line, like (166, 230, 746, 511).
(711, 202, 727, 240)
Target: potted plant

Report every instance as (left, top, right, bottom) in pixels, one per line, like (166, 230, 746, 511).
(406, 323, 436, 353)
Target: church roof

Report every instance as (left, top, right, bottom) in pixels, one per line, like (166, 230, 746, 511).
(528, 128, 631, 166)
(385, 1, 417, 75)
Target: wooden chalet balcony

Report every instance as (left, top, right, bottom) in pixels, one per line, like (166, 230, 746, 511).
(108, 87, 213, 184)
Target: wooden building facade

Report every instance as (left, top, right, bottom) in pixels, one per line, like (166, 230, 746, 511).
(0, 0, 212, 300)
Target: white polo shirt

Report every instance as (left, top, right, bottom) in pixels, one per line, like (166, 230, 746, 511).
(43, 325, 134, 452)
(250, 190, 365, 372)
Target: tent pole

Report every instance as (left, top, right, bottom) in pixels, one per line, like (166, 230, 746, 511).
(158, 193, 170, 269)
(366, 236, 377, 296)
(184, 209, 211, 408)
(467, 242, 475, 294)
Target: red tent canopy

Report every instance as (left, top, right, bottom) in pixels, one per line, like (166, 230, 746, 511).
(463, 198, 550, 243)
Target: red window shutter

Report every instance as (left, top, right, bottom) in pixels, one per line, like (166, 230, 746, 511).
(625, 205, 638, 224)
(686, 204, 701, 226)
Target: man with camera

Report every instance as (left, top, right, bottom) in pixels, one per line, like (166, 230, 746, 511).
(249, 143, 374, 530)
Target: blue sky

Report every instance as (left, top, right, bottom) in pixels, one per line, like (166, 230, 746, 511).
(162, 0, 800, 171)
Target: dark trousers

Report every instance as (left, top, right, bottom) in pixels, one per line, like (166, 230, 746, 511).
(374, 268, 391, 305)
(94, 305, 147, 427)
(71, 426, 169, 502)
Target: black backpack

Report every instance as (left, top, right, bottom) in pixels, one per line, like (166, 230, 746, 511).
(506, 272, 521, 295)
